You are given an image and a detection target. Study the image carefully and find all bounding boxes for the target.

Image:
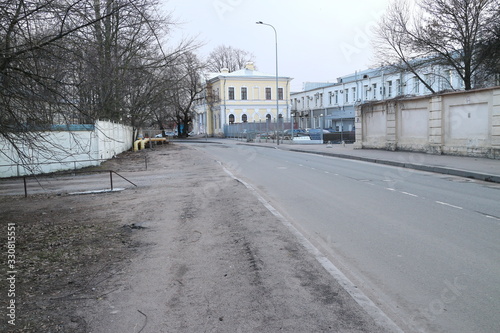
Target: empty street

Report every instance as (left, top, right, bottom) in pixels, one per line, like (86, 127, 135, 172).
(195, 140, 500, 333)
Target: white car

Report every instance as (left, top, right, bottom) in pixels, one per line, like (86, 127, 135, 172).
(155, 131, 176, 138)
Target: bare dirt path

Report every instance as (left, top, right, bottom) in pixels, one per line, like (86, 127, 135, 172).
(1, 143, 386, 332)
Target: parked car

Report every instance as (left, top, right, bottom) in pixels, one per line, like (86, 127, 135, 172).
(155, 131, 176, 138)
(283, 129, 307, 138)
(306, 128, 330, 134)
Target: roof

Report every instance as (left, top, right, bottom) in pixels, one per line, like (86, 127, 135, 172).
(206, 68, 292, 82)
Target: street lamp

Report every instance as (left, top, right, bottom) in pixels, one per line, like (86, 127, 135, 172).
(256, 21, 280, 145)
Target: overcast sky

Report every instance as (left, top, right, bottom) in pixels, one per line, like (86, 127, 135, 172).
(162, 0, 392, 91)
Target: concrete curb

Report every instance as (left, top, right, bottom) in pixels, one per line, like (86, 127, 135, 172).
(285, 148, 500, 184)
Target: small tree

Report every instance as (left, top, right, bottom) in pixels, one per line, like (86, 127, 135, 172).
(374, 0, 500, 91)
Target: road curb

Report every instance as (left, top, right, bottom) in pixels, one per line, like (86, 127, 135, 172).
(235, 143, 500, 184)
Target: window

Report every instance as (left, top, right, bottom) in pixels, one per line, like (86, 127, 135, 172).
(372, 84, 377, 99)
(228, 87, 235, 100)
(242, 114, 247, 123)
(413, 77, 420, 94)
(345, 88, 349, 103)
(241, 87, 247, 100)
(334, 91, 339, 104)
(319, 93, 323, 106)
(424, 74, 431, 92)
(364, 85, 369, 100)
(265, 87, 272, 100)
(387, 81, 392, 97)
(352, 88, 356, 102)
(396, 79, 401, 95)
(229, 114, 235, 124)
(278, 87, 284, 100)
(329, 92, 333, 105)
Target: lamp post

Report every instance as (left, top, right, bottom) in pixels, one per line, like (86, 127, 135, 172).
(256, 21, 280, 145)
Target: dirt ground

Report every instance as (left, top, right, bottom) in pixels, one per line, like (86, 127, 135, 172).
(1, 143, 387, 333)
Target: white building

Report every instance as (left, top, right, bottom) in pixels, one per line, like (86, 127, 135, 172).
(290, 64, 469, 132)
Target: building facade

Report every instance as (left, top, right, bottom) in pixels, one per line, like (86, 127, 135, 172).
(194, 62, 293, 136)
(290, 64, 473, 133)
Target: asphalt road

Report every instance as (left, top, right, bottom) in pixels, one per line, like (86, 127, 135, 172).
(194, 141, 500, 333)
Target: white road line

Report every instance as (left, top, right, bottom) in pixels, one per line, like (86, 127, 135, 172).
(386, 188, 396, 191)
(435, 201, 463, 210)
(219, 161, 404, 333)
(401, 191, 418, 197)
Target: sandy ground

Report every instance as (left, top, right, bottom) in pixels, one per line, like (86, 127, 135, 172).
(1, 143, 386, 332)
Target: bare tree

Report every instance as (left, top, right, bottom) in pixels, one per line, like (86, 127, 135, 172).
(0, 1, 125, 169)
(206, 45, 256, 72)
(374, 0, 500, 91)
(166, 52, 206, 138)
(0, 0, 198, 172)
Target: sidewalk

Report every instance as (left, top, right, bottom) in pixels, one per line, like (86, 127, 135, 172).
(196, 137, 500, 183)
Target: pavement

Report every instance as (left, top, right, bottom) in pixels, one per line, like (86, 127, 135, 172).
(184, 136, 500, 183)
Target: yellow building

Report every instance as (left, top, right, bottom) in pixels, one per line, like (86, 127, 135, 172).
(195, 62, 292, 136)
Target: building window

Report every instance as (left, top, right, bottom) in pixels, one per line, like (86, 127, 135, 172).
(242, 114, 247, 123)
(329, 92, 333, 105)
(345, 88, 349, 103)
(352, 88, 356, 102)
(396, 79, 401, 95)
(266, 87, 272, 100)
(424, 74, 431, 92)
(228, 87, 235, 100)
(372, 83, 377, 99)
(241, 87, 247, 100)
(278, 87, 284, 100)
(387, 81, 392, 97)
(364, 85, 369, 100)
(319, 93, 323, 106)
(413, 77, 420, 94)
(335, 91, 339, 104)
(229, 114, 235, 124)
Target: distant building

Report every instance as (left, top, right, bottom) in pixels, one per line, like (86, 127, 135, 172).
(193, 62, 293, 136)
(290, 64, 478, 133)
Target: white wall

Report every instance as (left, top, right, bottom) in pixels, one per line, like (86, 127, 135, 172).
(0, 120, 133, 177)
(356, 87, 500, 159)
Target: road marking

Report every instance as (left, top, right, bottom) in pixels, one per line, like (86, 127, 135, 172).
(435, 201, 463, 210)
(475, 211, 500, 222)
(386, 188, 396, 191)
(219, 161, 404, 333)
(401, 191, 418, 197)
